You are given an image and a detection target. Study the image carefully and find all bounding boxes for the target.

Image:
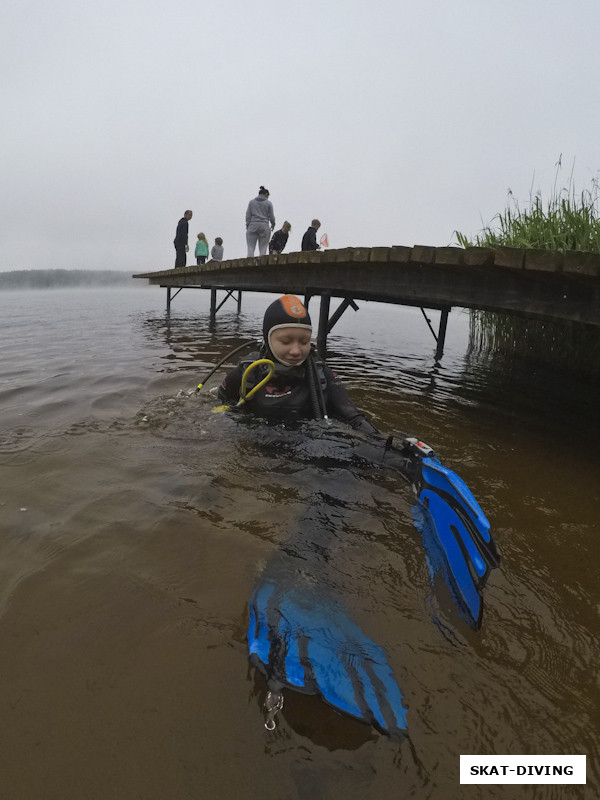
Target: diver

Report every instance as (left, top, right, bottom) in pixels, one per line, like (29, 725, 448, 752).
(214, 294, 499, 737)
(218, 294, 379, 434)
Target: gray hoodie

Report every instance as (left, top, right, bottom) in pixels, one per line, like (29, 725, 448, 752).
(246, 195, 275, 228)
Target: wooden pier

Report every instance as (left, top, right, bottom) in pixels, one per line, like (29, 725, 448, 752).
(133, 245, 600, 357)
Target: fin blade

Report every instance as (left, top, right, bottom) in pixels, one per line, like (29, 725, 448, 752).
(410, 456, 501, 629)
(418, 491, 484, 627)
(247, 582, 407, 737)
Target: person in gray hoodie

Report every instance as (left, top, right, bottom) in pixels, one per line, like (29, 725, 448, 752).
(245, 186, 275, 257)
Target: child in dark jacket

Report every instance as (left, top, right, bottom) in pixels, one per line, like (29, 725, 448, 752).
(269, 222, 292, 254)
(301, 219, 321, 251)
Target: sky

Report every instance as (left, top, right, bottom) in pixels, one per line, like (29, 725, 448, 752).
(2, 0, 599, 272)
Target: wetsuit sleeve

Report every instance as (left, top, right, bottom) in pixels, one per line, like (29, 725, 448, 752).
(323, 365, 380, 434)
(218, 364, 243, 404)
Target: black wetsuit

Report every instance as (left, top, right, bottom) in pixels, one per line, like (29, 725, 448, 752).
(218, 350, 378, 434)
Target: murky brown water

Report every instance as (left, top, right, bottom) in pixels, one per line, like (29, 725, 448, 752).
(0, 287, 597, 799)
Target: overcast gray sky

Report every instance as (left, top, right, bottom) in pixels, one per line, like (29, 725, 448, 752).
(2, 0, 599, 272)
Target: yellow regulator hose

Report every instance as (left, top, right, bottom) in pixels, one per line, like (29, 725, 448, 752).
(212, 359, 275, 413)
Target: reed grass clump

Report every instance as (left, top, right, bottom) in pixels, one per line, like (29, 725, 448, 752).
(456, 165, 600, 252)
(456, 167, 600, 382)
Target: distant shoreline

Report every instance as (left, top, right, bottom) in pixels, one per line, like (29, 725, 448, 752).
(0, 269, 135, 290)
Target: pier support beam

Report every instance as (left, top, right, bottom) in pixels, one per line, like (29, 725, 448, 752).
(420, 306, 451, 359)
(435, 308, 449, 360)
(316, 294, 359, 356)
(166, 286, 184, 312)
(316, 294, 358, 358)
(317, 294, 331, 356)
(209, 289, 243, 321)
(327, 298, 359, 332)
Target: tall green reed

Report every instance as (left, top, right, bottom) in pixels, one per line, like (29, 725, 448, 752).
(455, 177, 600, 252)
(456, 163, 600, 381)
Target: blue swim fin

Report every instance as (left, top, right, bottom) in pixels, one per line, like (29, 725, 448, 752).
(248, 579, 407, 739)
(413, 451, 499, 628)
(378, 436, 500, 629)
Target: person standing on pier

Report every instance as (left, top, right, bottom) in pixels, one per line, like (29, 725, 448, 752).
(195, 232, 209, 265)
(301, 219, 321, 251)
(174, 210, 193, 267)
(211, 237, 224, 261)
(246, 186, 275, 257)
(269, 221, 292, 254)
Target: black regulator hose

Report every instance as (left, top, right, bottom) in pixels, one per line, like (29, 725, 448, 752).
(306, 352, 323, 420)
(196, 339, 258, 392)
(307, 351, 329, 421)
(311, 352, 329, 421)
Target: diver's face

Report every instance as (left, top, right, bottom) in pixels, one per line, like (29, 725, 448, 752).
(269, 326, 312, 365)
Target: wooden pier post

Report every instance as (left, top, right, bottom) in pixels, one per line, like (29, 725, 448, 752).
(317, 294, 331, 356)
(210, 288, 217, 320)
(435, 308, 449, 360)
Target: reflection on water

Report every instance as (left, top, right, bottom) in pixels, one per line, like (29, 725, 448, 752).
(0, 287, 597, 799)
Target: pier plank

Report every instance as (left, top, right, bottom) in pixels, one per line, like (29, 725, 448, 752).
(411, 245, 436, 264)
(564, 250, 600, 278)
(463, 247, 494, 267)
(524, 250, 563, 273)
(494, 246, 525, 270)
(434, 247, 465, 266)
(390, 246, 411, 263)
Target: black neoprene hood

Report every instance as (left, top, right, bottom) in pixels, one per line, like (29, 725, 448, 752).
(262, 295, 312, 343)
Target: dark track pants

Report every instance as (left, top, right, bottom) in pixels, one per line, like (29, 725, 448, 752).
(174, 245, 187, 268)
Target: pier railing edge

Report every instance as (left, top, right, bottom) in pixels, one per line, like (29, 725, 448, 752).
(132, 244, 600, 281)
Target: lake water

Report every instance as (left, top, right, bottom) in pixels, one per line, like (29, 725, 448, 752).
(0, 285, 597, 799)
